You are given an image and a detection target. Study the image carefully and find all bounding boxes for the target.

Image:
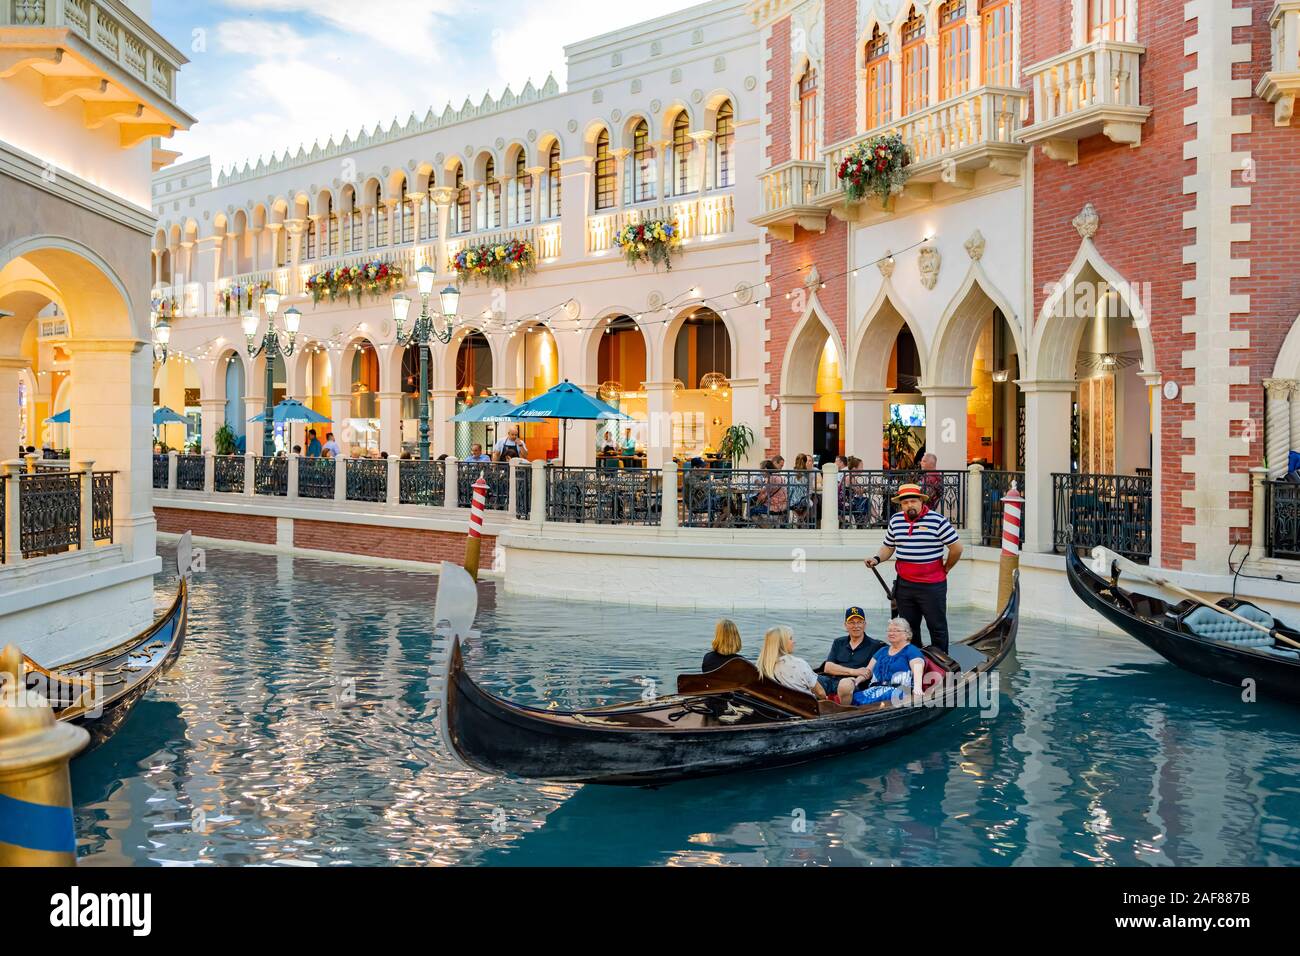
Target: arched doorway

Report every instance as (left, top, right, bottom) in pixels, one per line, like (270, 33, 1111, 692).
(455, 331, 494, 458)
(398, 343, 433, 457)
(780, 303, 846, 465)
(345, 339, 380, 455)
(153, 357, 201, 452)
(510, 323, 559, 461)
(222, 352, 246, 446)
(668, 308, 733, 460)
(596, 315, 648, 461)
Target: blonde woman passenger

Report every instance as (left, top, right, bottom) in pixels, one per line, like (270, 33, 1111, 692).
(702, 619, 744, 672)
(757, 626, 828, 700)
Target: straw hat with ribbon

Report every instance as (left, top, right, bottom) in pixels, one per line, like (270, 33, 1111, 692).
(891, 482, 927, 504)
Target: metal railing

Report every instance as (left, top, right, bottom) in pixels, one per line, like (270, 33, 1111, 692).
(176, 454, 205, 491)
(298, 457, 336, 499)
(681, 467, 819, 529)
(1052, 472, 1152, 562)
(17, 471, 80, 557)
(515, 465, 532, 520)
(398, 459, 444, 505)
(980, 471, 1025, 547)
(253, 456, 287, 496)
(839, 470, 968, 530)
(214, 455, 245, 493)
(91, 471, 113, 543)
(546, 467, 662, 525)
(458, 461, 510, 511)
(345, 458, 387, 502)
(152, 454, 168, 489)
(1265, 480, 1300, 561)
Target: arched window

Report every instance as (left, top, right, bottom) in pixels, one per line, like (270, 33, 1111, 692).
(347, 191, 362, 252)
(630, 119, 655, 203)
(713, 99, 734, 188)
(938, 1, 970, 100)
(512, 151, 532, 225)
(595, 129, 616, 210)
(865, 26, 891, 129)
(546, 141, 561, 219)
(326, 195, 338, 256)
(1087, 0, 1127, 41)
(372, 185, 387, 249)
(798, 65, 818, 161)
(902, 7, 929, 115)
(981, 0, 1014, 86)
(305, 209, 317, 260)
(396, 179, 413, 244)
(455, 164, 470, 234)
(419, 179, 434, 241)
(481, 158, 501, 231)
(672, 111, 692, 195)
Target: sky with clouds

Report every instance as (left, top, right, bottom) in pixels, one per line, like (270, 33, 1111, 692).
(152, 0, 702, 175)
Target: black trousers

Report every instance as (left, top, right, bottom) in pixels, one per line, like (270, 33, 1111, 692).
(894, 578, 949, 653)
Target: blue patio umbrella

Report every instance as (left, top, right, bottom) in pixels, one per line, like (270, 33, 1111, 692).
(449, 393, 518, 423)
(506, 379, 629, 465)
(153, 406, 189, 426)
(45, 408, 71, 424)
(247, 398, 331, 424)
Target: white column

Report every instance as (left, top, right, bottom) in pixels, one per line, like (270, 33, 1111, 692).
(67, 340, 155, 564)
(1264, 379, 1292, 478)
(779, 394, 818, 467)
(329, 392, 352, 456)
(527, 167, 544, 225)
(843, 390, 890, 470)
(431, 388, 457, 459)
(1021, 380, 1076, 554)
(968, 463, 984, 543)
(378, 391, 403, 457)
(1250, 465, 1269, 551)
(643, 381, 675, 469)
(613, 148, 630, 210)
(0, 359, 26, 457)
(529, 458, 546, 521)
(926, 36, 940, 107)
(821, 462, 839, 530)
(691, 130, 714, 196)
(966, 11, 983, 89)
(889, 51, 903, 121)
(444, 457, 459, 509)
(430, 187, 454, 275)
(2, 462, 22, 564)
(167, 449, 178, 490)
(287, 453, 300, 500)
(199, 397, 224, 454)
(661, 460, 678, 529)
(923, 385, 973, 471)
(386, 455, 400, 505)
(244, 394, 265, 457)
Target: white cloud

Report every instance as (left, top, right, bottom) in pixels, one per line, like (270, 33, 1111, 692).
(221, 0, 451, 56)
(216, 20, 308, 58)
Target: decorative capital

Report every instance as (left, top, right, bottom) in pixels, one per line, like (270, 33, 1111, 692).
(964, 229, 985, 261)
(877, 249, 895, 279)
(1072, 202, 1100, 239)
(429, 186, 456, 206)
(804, 264, 822, 290)
(917, 243, 941, 290)
(1263, 378, 1299, 400)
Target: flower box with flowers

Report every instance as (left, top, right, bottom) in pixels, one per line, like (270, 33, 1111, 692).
(837, 133, 911, 207)
(306, 261, 404, 305)
(615, 218, 680, 271)
(451, 238, 536, 287)
(220, 281, 270, 315)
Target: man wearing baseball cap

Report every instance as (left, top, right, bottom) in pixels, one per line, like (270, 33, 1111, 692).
(864, 482, 963, 652)
(817, 606, 885, 701)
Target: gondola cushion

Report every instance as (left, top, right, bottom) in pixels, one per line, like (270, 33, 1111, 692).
(1184, 604, 1274, 647)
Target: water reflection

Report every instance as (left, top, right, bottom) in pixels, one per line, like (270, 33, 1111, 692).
(69, 545, 1300, 866)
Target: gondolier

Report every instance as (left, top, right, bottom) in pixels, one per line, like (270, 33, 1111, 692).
(865, 482, 963, 653)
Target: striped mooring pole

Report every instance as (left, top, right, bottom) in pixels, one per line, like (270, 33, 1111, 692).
(997, 483, 1024, 613)
(0, 644, 89, 866)
(463, 472, 489, 581)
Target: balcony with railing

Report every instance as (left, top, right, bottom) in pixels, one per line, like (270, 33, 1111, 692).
(751, 161, 828, 241)
(586, 191, 737, 255)
(1018, 40, 1151, 164)
(813, 86, 1028, 222)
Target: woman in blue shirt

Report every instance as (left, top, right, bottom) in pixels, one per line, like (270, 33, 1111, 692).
(851, 617, 926, 705)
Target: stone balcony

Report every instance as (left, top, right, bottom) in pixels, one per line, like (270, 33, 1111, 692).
(586, 191, 736, 255)
(1256, 1, 1300, 125)
(0, 0, 193, 147)
(1018, 39, 1151, 164)
(751, 160, 828, 241)
(813, 86, 1028, 225)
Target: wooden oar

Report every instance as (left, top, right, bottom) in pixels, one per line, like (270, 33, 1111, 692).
(1095, 547, 1300, 651)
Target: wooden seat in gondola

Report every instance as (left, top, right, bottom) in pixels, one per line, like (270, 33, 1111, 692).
(676, 658, 821, 719)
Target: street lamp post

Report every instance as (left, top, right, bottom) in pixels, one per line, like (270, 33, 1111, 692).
(151, 310, 171, 365)
(392, 265, 460, 460)
(241, 289, 299, 458)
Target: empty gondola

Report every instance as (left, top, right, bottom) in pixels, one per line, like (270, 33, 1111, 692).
(1066, 546, 1300, 706)
(436, 563, 1018, 787)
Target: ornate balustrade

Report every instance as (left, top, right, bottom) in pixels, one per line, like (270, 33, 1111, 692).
(0, 467, 113, 562)
(213, 455, 245, 493)
(298, 457, 336, 499)
(457, 461, 511, 511)
(1265, 480, 1300, 561)
(345, 458, 387, 503)
(175, 454, 205, 491)
(838, 470, 968, 530)
(253, 456, 287, 496)
(546, 467, 662, 525)
(1052, 472, 1152, 562)
(398, 459, 444, 506)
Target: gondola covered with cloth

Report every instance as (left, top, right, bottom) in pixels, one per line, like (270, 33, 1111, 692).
(436, 563, 1018, 786)
(1066, 546, 1300, 706)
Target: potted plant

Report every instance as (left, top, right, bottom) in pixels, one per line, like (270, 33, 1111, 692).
(214, 422, 237, 457)
(718, 423, 755, 468)
(884, 409, 919, 469)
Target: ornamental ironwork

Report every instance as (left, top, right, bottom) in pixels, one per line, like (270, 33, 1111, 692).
(346, 458, 388, 502)
(18, 472, 81, 557)
(398, 459, 444, 505)
(980, 471, 1025, 548)
(839, 470, 967, 530)
(682, 467, 818, 529)
(253, 456, 288, 496)
(298, 457, 336, 499)
(546, 467, 662, 525)
(1052, 472, 1152, 562)
(214, 455, 245, 493)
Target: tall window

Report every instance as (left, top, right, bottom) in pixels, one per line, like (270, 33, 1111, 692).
(455, 165, 470, 234)
(798, 65, 818, 161)
(348, 195, 362, 252)
(483, 158, 501, 230)
(902, 7, 929, 115)
(512, 151, 532, 224)
(938, 1, 970, 100)
(395, 180, 410, 244)
(981, 0, 1014, 86)
(714, 99, 734, 188)
(1088, 0, 1127, 41)
(865, 26, 891, 129)
(305, 215, 317, 260)
(631, 120, 656, 203)
(419, 185, 434, 241)
(546, 141, 561, 218)
(595, 129, 616, 210)
(671, 111, 692, 195)
(326, 196, 338, 256)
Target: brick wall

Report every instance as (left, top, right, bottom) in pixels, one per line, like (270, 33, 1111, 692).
(156, 507, 277, 544)
(293, 518, 494, 565)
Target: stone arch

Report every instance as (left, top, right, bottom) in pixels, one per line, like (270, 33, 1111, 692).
(926, 263, 1026, 387)
(470, 149, 500, 182)
(658, 102, 694, 142)
(536, 130, 563, 164)
(338, 183, 357, 214)
(781, 294, 845, 397)
(443, 323, 501, 396)
(582, 310, 650, 388)
(0, 235, 139, 340)
(848, 283, 929, 392)
(1272, 312, 1300, 380)
(385, 168, 408, 203)
(701, 88, 740, 130)
(582, 120, 610, 155)
(661, 304, 740, 386)
(1028, 238, 1156, 381)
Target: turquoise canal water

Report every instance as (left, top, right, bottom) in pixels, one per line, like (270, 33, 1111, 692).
(70, 544, 1300, 866)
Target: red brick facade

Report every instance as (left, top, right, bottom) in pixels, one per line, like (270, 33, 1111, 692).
(156, 507, 277, 544)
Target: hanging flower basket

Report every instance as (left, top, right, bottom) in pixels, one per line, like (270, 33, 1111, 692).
(451, 238, 536, 287)
(306, 261, 403, 305)
(615, 218, 681, 271)
(837, 133, 911, 207)
(220, 281, 271, 315)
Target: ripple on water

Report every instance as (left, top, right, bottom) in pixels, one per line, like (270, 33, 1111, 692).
(68, 544, 1300, 866)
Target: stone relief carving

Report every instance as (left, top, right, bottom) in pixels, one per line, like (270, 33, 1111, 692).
(1073, 202, 1100, 239)
(964, 229, 986, 261)
(878, 250, 895, 278)
(918, 243, 941, 290)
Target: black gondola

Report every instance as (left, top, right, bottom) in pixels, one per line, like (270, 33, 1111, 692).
(21, 544, 190, 753)
(439, 574, 1018, 786)
(1066, 547, 1300, 706)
